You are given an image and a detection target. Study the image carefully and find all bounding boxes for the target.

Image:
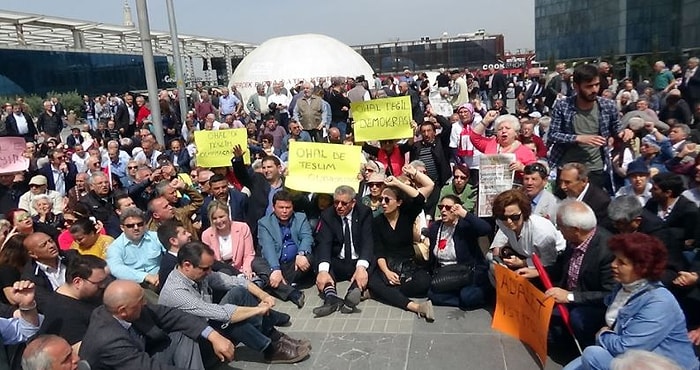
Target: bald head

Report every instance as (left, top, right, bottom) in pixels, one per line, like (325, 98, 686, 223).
(23, 233, 56, 263)
(103, 280, 143, 314)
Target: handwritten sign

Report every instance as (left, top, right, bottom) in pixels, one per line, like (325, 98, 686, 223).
(194, 128, 249, 167)
(285, 141, 361, 194)
(351, 96, 413, 142)
(0, 137, 29, 174)
(478, 154, 515, 217)
(492, 264, 554, 366)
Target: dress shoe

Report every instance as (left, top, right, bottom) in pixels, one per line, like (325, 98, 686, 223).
(264, 339, 310, 364)
(344, 287, 362, 308)
(360, 289, 372, 301)
(270, 310, 291, 327)
(290, 291, 305, 309)
(417, 300, 435, 322)
(312, 296, 344, 317)
(279, 332, 312, 350)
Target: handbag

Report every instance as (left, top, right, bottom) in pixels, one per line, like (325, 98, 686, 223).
(386, 258, 420, 284)
(430, 263, 474, 293)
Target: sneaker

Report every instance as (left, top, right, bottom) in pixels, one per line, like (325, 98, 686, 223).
(264, 340, 310, 364)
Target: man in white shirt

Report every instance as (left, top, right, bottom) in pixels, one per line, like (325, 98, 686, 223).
(267, 83, 291, 129)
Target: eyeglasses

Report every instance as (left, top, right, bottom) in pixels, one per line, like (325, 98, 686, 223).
(437, 204, 454, 210)
(453, 175, 468, 180)
(368, 182, 383, 188)
(380, 196, 394, 204)
(127, 166, 139, 170)
(29, 184, 42, 188)
(123, 222, 145, 229)
(496, 213, 522, 222)
(64, 218, 76, 225)
(85, 277, 109, 288)
(333, 199, 352, 207)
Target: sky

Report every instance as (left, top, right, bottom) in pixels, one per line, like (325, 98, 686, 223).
(2, 0, 535, 51)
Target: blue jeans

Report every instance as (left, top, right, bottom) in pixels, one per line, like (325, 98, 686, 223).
(86, 117, 98, 130)
(214, 286, 273, 352)
(331, 121, 347, 139)
(563, 346, 613, 370)
(550, 305, 606, 348)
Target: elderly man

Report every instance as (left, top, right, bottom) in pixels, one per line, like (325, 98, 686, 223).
(558, 162, 611, 228)
(280, 120, 312, 154)
(79, 171, 123, 238)
(66, 172, 90, 210)
(219, 87, 241, 119)
(38, 149, 78, 197)
(313, 186, 374, 317)
(134, 138, 162, 169)
(106, 208, 164, 292)
(147, 192, 199, 240)
(246, 84, 269, 123)
(79, 280, 235, 370)
(21, 233, 78, 307)
(19, 175, 64, 216)
(522, 163, 559, 221)
(398, 81, 424, 124)
(292, 82, 327, 142)
(159, 242, 310, 364)
(545, 200, 616, 347)
(267, 82, 291, 129)
(22, 334, 80, 370)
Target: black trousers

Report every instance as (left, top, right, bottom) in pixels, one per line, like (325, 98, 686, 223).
(367, 259, 431, 310)
(252, 255, 315, 300)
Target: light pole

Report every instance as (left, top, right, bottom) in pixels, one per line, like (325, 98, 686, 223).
(165, 0, 189, 127)
(134, 0, 164, 146)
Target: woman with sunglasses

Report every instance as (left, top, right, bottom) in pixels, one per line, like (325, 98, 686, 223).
(427, 195, 492, 309)
(433, 164, 476, 220)
(488, 189, 566, 279)
(369, 165, 436, 321)
(360, 172, 386, 217)
(6, 208, 59, 240)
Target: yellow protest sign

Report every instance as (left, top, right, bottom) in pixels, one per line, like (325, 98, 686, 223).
(492, 264, 555, 367)
(285, 141, 361, 194)
(194, 128, 249, 167)
(351, 96, 413, 142)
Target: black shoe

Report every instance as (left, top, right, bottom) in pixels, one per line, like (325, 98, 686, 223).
(290, 291, 305, 309)
(344, 287, 362, 308)
(312, 297, 343, 317)
(270, 310, 291, 327)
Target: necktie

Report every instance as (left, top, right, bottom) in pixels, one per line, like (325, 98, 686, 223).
(343, 217, 352, 260)
(128, 326, 146, 351)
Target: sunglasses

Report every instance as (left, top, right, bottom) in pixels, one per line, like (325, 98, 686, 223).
(496, 213, 522, 222)
(380, 196, 394, 204)
(437, 204, 454, 210)
(128, 166, 139, 170)
(453, 175, 468, 180)
(64, 218, 76, 225)
(333, 200, 352, 207)
(123, 222, 145, 229)
(368, 182, 384, 188)
(16, 213, 30, 221)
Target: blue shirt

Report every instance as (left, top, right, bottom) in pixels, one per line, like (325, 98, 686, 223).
(279, 221, 298, 263)
(109, 159, 127, 180)
(219, 94, 240, 116)
(0, 315, 44, 345)
(106, 231, 164, 283)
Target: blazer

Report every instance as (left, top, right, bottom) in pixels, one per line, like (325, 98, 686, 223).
(581, 184, 612, 229)
(532, 190, 559, 221)
(79, 304, 208, 370)
(427, 214, 492, 269)
(257, 212, 313, 269)
(644, 195, 699, 244)
(164, 149, 192, 174)
(554, 227, 616, 306)
(114, 103, 131, 132)
(199, 190, 248, 231)
(21, 250, 79, 310)
(4, 112, 37, 139)
(38, 162, 78, 195)
(680, 67, 700, 104)
(315, 203, 374, 267)
(158, 252, 178, 289)
(200, 221, 255, 275)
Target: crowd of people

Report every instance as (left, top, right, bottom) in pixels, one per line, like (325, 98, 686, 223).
(0, 56, 699, 370)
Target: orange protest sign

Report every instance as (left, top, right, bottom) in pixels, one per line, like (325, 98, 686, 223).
(491, 264, 555, 366)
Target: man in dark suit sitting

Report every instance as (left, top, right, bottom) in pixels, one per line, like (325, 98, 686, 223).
(21, 232, 78, 310)
(312, 185, 374, 317)
(645, 172, 699, 248)
(545, 200, 616, 348)
(558, 162, 612, 229)
(79, 280, 235, 370)
(199, 174, 248, 231)
(38, 148, 78, 197)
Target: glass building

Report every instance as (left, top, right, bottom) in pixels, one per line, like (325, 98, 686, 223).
(535, 0, 698, 60)
(0, 48, 170, 96)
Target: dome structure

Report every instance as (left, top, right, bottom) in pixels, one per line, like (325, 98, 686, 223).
(229, 33, 374, 104)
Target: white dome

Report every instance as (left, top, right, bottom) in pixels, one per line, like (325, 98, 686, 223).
(230, 33, 374, 104)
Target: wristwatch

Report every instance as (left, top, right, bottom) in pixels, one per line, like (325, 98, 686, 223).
(567, 293, 575, 302)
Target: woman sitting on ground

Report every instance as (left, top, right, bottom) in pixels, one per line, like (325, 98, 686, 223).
(200, 200, 256, 278)
(434, 164, 475, 220)
(69, 218, 114, 259)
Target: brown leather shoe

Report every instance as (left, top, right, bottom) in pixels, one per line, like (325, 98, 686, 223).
(279, 332, 312, 350)
(264, 340, 310, 364)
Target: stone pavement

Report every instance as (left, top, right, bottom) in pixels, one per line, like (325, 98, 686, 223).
(228, 281, 567, 370)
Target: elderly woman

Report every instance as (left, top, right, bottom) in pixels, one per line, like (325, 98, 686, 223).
(31, 194, 64, 233)
(360, 172, 386, 217)
(69, 218, 113, 259)
(427, 195, 492, 309)
(471, 111, 537, 173)
(369, 165, 435, 321)
(434, 164, 475, 219)
(563, 233, 700, 370)
(200, 200, 256, 278)
(488, 189, 566, 278)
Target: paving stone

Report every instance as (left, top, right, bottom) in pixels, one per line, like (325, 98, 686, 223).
(407, 333, 506, 370)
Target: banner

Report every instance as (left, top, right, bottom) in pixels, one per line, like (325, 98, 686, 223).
(194, 128, 249, 167)
(0, 137, 29, 174)
(351, 96, 413, 142)
(285, 142, 361, 194)
(492, 264, 554, 366)
(477, 154, 515, 217)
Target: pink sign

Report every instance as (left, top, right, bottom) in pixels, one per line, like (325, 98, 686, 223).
(0, 137, 29, 174)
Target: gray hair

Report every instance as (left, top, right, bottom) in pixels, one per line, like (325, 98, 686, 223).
(155, 180, 171, 196)
(608, 195, 643, 223)
(672, 123, 691, 137)
(557, 199, 597, 230)
(689, 57, 700, 65)
(560, 162, 589, 181)
(610, 349, 682, 370)
(119, 207, 145, 224)
(87, 171, 108, 186)
(408, 160, 426, 169)
(494, 114, 521, 132)
(31, 194, 51, 209)
(251, 159, 263, 171)
(334, 185, 357, 199)
(22, 335, 66, 370)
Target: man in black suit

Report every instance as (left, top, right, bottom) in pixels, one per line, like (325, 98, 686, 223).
(558, 162, 612, 229)
(487, 68, 507, 106)
(38, 148, 77, 197)
(645, 172, 699, 248)
(398, 81, 424, 124)
(199, 174, 248, 231)
(21, 232, 78, 309)
(546, 200, 616, 347)
(114, 94, 135, 138)
(312, 186, 374, 317)
(679, 57, 700, 110)
(4, 103, 37, 142)
(79, 280, 235, 370)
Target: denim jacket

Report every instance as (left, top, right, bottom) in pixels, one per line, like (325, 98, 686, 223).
(598, 282, 699, 370)
(257, 212, 313, 270)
